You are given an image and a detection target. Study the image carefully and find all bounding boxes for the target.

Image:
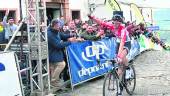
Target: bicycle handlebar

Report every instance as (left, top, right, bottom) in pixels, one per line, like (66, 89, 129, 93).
(96, 58, 118, 68)
(100, 58, 117, 63)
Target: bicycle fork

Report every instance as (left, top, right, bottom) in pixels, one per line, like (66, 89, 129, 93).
(114, 69, 127, 95)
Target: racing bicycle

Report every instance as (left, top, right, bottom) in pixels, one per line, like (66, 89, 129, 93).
(102, 59, 136, 96)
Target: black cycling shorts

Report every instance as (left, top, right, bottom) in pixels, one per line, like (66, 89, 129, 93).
(116, 41, 131, 54)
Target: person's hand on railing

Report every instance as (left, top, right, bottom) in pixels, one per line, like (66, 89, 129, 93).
(76, 37, 85, 42)
(96, 29, 105, 37)
(68, 37, 77, 42)
(68, 37, 85, 42)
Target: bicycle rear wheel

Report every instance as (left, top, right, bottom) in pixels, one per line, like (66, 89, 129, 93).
(103, 71, 119, 96)
(124, 64, 136, 95)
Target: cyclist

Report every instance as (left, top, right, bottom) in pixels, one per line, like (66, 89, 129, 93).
(88, 11, 131, 77)
(88, 11, 131, 95)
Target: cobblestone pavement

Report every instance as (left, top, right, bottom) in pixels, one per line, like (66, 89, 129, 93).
(56, 50, 170, 96)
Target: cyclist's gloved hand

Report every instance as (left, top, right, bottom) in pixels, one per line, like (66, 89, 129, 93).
(116, 56, 123, 63)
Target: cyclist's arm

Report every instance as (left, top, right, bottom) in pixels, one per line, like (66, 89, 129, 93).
(88, 15, 114, 30)
(117, 29, 127, 58)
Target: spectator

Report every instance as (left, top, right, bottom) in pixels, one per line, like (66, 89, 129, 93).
(126, 23, 137, 38)
(68, 21, 78, 37)
(47, 19, 77, 89)
(104, 27, 116, 38)
(58, 16, 65, 28)
(0, 21, 5, 43)
(80, 26, 104, 40)
(81, 23, 88, 30)
(125, 21, 131, 27)
(74, 19, 82, 29)
(3, 9, 18, 42)
(61, 22, 84, 83)
(62, 23, 70, 34)
(78, 23, 88, 35)
(92, 24, 98, 32)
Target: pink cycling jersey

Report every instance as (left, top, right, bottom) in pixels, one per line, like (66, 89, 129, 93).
(89, 16, 129, 42)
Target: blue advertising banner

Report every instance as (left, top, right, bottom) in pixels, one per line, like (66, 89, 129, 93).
(66, 38, 117, 86)
(127, 39, 140, 60)
(66, 36, 162, 87)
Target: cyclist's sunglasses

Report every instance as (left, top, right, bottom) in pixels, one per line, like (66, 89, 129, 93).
(112, 15, 123, 22)
(113, 18, 122, 22)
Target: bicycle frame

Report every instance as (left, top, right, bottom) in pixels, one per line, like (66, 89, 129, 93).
(110, 63, 128, 88)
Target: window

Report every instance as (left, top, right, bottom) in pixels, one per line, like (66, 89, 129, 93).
(0, 10, 16, 21)
(0, 10, 5, 21)
(71, 10, 80, 20)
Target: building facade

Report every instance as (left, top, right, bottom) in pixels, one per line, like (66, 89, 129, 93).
(0, 0, 20, 22)
(69, 0, 89, 21)
(0, 0, 70, 23)
(45, 0, 70, 22)
(69, 0, 113, 21)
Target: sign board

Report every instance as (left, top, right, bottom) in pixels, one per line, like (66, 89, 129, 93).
(67, 38, 116, 86)
(0, 52, 22, 96)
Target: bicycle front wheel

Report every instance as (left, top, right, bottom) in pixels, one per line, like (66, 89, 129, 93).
(124, 64, 136, 95)
(103, 71, 119, 96)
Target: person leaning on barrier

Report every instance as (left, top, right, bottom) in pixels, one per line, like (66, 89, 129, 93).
(79, 25, 104, 41)
(62, 23, 70, 34)
(103, 22, 117, 38)
(126, 23, 140, 39)
(47, 19, 83, 88)
(78, 22, 88, 36)
(126, 22, 147, 40)
(61, 22, 84, 83)
(68, 21, 78, 37)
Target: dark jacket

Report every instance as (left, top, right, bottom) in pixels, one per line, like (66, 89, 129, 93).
(47, 27, 71, 63)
